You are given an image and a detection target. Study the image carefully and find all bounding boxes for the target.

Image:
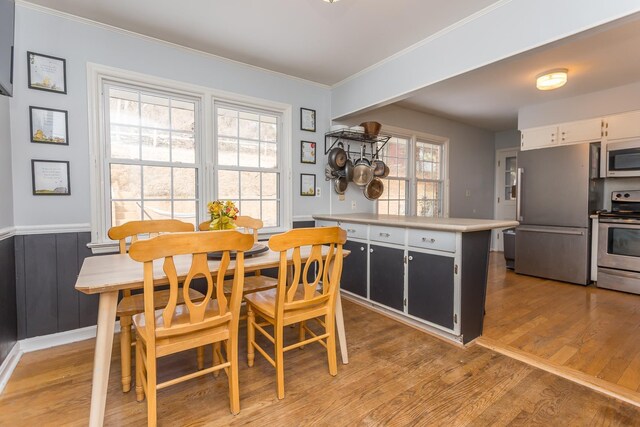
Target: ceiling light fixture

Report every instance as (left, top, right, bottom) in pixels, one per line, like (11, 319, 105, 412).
(323, 0, 340, 3)
(536, 69, 568, 91)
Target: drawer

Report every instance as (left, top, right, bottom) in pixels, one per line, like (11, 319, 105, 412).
(369, 225, 405, 245)
(315, 220, 338, 228)
(338, 222, 368, 240)
(408, 229, 456, 253)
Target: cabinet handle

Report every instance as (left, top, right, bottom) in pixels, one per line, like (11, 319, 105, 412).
(347, 228, 356, 233)
(360, 246, 365, 252)
(379, 232, 390, 238)
(422, 237, 436, 243)
(369, 248, 374, 253)
(408, 255, 413, 261)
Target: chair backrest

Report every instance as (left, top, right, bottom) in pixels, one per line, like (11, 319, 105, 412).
(108, 219, 194, 254)
(129, 231, 254, 341)
(268, 227, 347, 318)
(199, 216, 263, 243)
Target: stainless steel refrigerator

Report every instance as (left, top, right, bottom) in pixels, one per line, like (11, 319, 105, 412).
(515, 143, 602, 285)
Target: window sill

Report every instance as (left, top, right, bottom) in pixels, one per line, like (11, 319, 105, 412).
(87, 241, 120, 255)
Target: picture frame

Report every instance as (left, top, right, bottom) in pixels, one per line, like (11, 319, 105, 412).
(31, 159, 71, 196)
(300, 107, 316, 132)
(27, 51, 67, 94)
(29, 106, 69, 145)
(300, 173, 316, 196)
(301, 140, 317, 164)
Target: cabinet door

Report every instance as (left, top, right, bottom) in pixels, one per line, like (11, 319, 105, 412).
(369, 244, 404, 312)
(341, 240, 367, 297)
(521, 125, 558, 150)
(559, 118, 602, 145)
(407, 251, 455, 330)
(606, 111, 640, 140)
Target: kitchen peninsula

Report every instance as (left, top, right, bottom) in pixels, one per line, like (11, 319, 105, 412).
(314, 213, 518, 344)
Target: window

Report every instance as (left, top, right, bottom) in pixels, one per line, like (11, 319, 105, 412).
(377, 136, 409, 215)
(105, 83, 200, 228)
(215, 103, 281, 227)
(376, 127, 448, 217)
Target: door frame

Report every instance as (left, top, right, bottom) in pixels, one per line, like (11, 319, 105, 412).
(492, 148, 520, 251)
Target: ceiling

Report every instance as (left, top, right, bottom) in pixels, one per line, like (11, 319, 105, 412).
(397, 14, 640, 131)
(23, 0, 498, 85)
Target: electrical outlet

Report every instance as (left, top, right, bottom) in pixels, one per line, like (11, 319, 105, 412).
(465, 189, 471, 197)
(316, 187, 321, 197)
(351, 200, 357, 210)
(338, 194, 345, 201)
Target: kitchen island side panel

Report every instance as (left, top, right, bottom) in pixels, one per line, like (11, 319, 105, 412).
(460, 230, 491, 344)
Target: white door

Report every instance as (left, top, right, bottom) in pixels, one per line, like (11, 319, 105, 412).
(492, 149, 519, 251)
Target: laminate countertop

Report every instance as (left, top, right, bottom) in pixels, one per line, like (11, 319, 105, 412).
(313, 213, 519, 232)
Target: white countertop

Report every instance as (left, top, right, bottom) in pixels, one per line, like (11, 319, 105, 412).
(313, 213, 519, 232)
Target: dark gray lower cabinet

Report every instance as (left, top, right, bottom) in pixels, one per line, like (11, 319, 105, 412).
(407, 251, 455, 330)
(341, 240, 368, 297)
(369, 244, 404, 311)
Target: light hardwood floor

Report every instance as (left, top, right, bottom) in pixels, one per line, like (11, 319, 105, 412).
(1, 298, 640, 425)
(482, 253, 640, 403)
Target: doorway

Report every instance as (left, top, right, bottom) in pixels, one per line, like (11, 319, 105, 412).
(492, 148, 519, 251)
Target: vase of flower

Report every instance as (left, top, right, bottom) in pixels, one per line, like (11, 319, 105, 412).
(208, 200, 239, 230)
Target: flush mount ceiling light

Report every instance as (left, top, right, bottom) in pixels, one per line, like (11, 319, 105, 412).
(536, 69, 568, 91)
(323, 0, 340, 3)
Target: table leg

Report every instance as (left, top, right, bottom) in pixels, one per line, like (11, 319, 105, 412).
(88, 291, 118, 427)
(335, 292, 348, 364)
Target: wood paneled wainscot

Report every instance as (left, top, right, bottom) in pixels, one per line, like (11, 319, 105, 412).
(314, 213, 518, 344)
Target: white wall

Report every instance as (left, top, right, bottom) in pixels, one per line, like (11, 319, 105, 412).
(495, 129, 520, 150)
(518, 80, 640, 129)
(0, 96, 13, 229)
(338, 104, 496, 219)
(10, 5, 331, 227)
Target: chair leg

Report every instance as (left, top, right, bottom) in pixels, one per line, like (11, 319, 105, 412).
(326, 314, 338, 376)
(197, 346, 204, 370)
(275, 325, 285, 400)
(135, 336, 145, 402)
(247, 306, 255, 367)
(298, 321, 306, 349)
(227, 338, 240, 415)
(146, 350, 157, 427)
(213, 342, 221, 378)
(119, 315, 133, 393)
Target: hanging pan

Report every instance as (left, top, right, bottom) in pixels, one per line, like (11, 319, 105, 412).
(352, 145, 373, 186)
(364, 177, 384, 200)
(334, 176, 348, 195)
(328, 142, 347, 170)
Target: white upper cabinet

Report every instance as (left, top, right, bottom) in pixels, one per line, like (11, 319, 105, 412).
(604, 111, 640, 141)
(559, 118, 603, 145)
(521, 125, 558, 150)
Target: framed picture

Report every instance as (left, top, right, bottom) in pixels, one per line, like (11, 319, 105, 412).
(300, 107, 316, 132)
(31, 159, 71, 196)
(27, 51, 67, 94)
(29, 106, 69, 145)
(301, 141, 316, 164)
(300, 173, 316, 196)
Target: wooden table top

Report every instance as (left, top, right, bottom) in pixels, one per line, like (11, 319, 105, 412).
(75, 246, 349, 295)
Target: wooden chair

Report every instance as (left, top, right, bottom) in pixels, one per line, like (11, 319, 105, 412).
(244, 226, 347, 399)
(199, 216, 277, 296)
(108, 219, 204, 393)
(130, 230, 254, 425)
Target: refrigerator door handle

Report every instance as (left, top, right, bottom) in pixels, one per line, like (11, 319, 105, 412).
(516, 167, 524, 221)
(517, 226, 585, 236)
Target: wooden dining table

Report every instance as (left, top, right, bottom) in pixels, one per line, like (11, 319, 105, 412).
(75, 245, 350, 427)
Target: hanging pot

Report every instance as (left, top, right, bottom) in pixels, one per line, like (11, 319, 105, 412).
(372, 151, 386, 176)
(334, 176, 348, 195)
(328, 142, 347, 170)
(343, 144, 354, 182)
(380, 163, 390, 178)
(325, 164, 339, 181)
(352, 145, 373, 186)
(364, 177, 384, 200)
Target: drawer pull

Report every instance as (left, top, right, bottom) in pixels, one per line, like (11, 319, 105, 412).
(408, 255, 413, 261)
(379, 232, 391, 238)
(347, 229, 356, 233)
(422, 237, 436, 243)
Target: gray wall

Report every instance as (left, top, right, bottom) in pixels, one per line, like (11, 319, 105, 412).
(495, 129, 521, 150)
(0, 96, 13, 229)
(339, 104, 496, 219)
(11, 5, 331, 228)
(518, 80, 640, 129)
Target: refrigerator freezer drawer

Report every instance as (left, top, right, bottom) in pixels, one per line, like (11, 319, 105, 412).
(515, 226, 589, 285)
(597, 267, 640, 295)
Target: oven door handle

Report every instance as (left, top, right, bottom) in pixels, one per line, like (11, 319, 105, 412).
(516, 167, 523, 221)
(517, 226, 585, 236)
(598, 218, 640, 225)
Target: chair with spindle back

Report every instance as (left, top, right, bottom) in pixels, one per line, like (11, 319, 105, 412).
(244, 226, 347, 399)
(199, 216, 277, 295)
(108, 219, 204, 394)
(130, 230, 254, 424)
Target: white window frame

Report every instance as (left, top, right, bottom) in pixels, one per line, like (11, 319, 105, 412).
(87, 64, 292, 253)
(375, 124, 450, 217)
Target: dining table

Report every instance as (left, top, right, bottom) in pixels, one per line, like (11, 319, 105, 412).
(75, 245, 350, 427)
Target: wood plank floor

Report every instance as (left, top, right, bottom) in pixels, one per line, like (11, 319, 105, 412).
(482, 253, 640, 399)
(2, 299, 640, 425)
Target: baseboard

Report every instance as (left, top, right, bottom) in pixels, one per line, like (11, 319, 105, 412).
(0, 344, 22, 394)
(19, 323, 121, 353)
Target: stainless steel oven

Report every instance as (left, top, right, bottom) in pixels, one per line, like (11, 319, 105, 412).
(606, 139, 640, 177)
(597, 190, 640, 294)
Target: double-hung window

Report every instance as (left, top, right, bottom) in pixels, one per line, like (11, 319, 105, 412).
(105, 83, 200, 228)
(415, 139, 445, 217)
(377, 136, 409, 215)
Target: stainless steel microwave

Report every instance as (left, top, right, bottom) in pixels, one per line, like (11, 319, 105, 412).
(606, 139, 640, 177)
